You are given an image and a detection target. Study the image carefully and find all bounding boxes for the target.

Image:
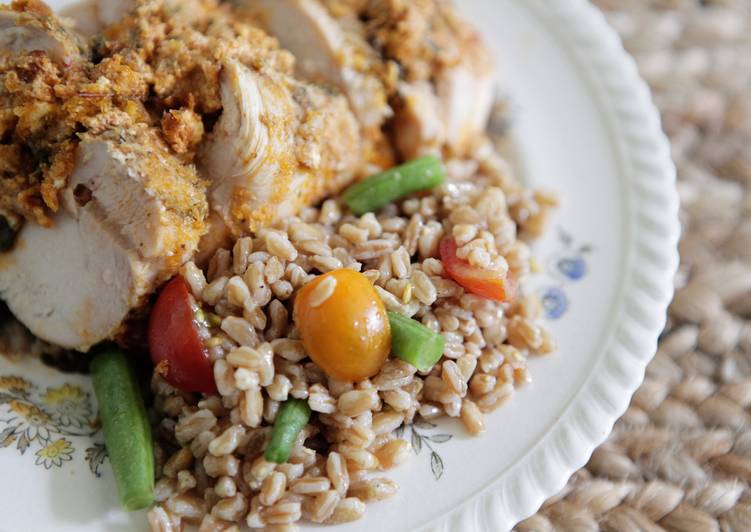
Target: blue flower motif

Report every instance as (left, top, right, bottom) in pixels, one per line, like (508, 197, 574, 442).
(556, 256, 587, 281)
(541, 287, 569, 320)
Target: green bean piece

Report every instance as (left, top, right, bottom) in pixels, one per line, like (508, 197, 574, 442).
(342, 156, 445, 215)
(264, 398, 311, 463)
(387, 312, 446, 372)
(90, 348, 154, 511)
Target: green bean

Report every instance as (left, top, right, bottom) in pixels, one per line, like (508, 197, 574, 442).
(342, 156, 445, 215)
(387, 312, 446, 372)
(90, 348, 154, 511)
(264, 398, 311, 463)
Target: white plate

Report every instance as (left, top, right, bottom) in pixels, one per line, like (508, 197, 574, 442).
(0, 1, 679, 531)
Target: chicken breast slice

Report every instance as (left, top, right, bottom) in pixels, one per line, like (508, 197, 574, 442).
(246, 0, 494, 160)
(0, 210, 145, 349)
(249, 0, 392, 130)
(200, 60, 361, 240)
(0, 0, 86, 66)
(0, 117, 208, 350)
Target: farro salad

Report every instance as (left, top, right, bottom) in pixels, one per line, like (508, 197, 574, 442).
(0, 0, 558, 529)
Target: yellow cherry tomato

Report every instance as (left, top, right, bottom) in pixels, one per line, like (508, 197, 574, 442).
(293, 269, 391, 382)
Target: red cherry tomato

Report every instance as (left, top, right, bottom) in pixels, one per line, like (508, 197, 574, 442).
(148, 276, 216, 393)
(440, 237, 514, 301)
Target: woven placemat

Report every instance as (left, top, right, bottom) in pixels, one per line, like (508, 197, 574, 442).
(517, 1, 751, 530)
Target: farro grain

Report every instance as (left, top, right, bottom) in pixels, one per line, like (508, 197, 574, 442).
(460, 399, 486, 435)
(326, 452, 350, 496)
(371, 411, 404, 435)
(337, 389, 379, 417)
(390, 247, 411, 279)
(477, 382, 514, 413)
(203, 277, 229, 306)
(175, 410, 217, 445)
(263, 398, 280, 423)
(266, 232, 298, 261)
(211, 493, 248, 522)
(470, 373, 497, 396)
(209, 426, 245, 456)
(190, 430, 216, 459)
(326, 497, 366, 524)
(203, 455, 239, 478)
(380, 388, 412, 411)
(441, 360, 468, 396)
(208, 249, 231, 282)
(277, 462, 305, 482)
(181, 261, 207, 299)
(339, 223, 369, 244)
(308, 384, 337, 414)
(336, 445, 378, 471)
(226, 276, 250, 307)
(263, 501, 302, 525)
(349, 478, 399, 502)
(155, 478, 177, 502)
(271, 338, 306, 363)
(232, 368, 259, 391)
(214, 476, 237, 498)
(165, 493, 208, 521)
(351, 239, 395, 261)
(308, 275, 338, 307)
(375, 439, 411, 470)
(442, 393, 462, 417)
(197, 514, 233, 532)
(239, 387, 263, 427)
(418, 403, 443, 420)
(290, 378, 310, 399)
(305, 490, 341, 523)
(310, 254, 343, 273)
(272, 280, 294, 300)
(341, 422, 375, 448)
(213, 360, 235, 396)
(298, 239, 331, 256)
(267, 374, 292, 402)
(259, 471, 287, 506)
(290, 476, 331, 495)
(265, 525, 298, 532)
(148, 506, 179, 532)
(243, 303, 267, 330)
(177, 470, 197, 494)
(246, 508, 265, 529)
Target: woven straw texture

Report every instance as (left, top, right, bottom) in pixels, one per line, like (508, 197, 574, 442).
(517, 1, 751, 530)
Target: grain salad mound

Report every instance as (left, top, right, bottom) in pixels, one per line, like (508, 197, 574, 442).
(148, 142, 558, 531)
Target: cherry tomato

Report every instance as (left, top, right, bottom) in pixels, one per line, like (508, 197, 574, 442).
(148, 276, 216, 393)
(294, 269, 391, 382)
(440, 237, 514, 301)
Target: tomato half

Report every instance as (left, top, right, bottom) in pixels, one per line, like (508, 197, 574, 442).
(148, 276, 217, 393)
(440, 237, 513, 301)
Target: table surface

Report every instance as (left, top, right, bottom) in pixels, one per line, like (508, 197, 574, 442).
(520, 0, 751, 530)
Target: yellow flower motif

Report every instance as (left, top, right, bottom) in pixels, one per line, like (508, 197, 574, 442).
(35, 438, 74, 469)
(43, 384, 85, 406)
(8, 400, 52, 442)
(0, 376, 32, 393)
(42, 384, 91, 428)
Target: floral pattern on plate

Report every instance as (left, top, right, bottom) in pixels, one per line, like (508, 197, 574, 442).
(540, 228, 593, 320)
(0, 375, 105, 473)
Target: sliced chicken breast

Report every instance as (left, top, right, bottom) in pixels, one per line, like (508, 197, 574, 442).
(249, 0, 392, 130)
(0, 116, 208, 350)
(200, 60, 361, 239)
(0, 210, 145, 349)
(0, 0, 86, 66)
(245, 0, 494, 160)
